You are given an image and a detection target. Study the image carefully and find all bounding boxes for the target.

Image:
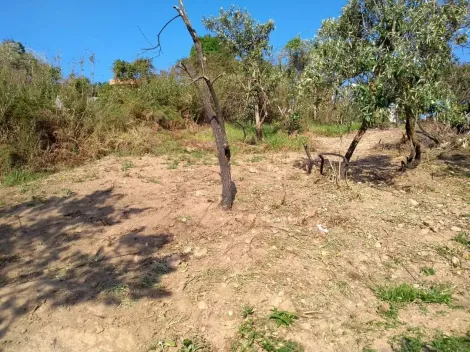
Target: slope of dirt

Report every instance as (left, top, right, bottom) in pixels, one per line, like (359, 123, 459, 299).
(1, 129, 469, 351)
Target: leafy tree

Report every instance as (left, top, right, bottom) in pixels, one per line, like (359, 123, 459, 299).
(203, 6, 276, 140)
(112, 58, 154, 81)
(308, 0, 469, 166)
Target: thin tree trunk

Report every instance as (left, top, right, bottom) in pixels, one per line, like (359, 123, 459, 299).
(344, 120, 368, 162)
(175, 0, 235, 209)
(254, 103, 263, 140)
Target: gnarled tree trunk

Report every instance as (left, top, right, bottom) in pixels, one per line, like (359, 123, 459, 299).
(344, 120, 368, 162)
(404, 108, 421, 168)
(174, 1, 236, 209)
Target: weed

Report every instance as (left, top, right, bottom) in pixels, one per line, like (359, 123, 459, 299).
(119, 297, 136, 308)
(231, 309, 303, 351)
(147, 340, 177, 351)
(269, 308, 298, 327)
(148, 177, 161, 184)
(63, 188, 74, 197)
(2, 170, 45, 187)
(420, 267, 436, 276)
(391, 332, 470, 352)
(453, 232, 469, 247)
(376, 283, 452, 305)
(363, 348, 378, 352)
(167, 159, 179, 170)
(242, 305, 255, 318)
(0, 199, 4, 207)
(121, 161, 134, 171)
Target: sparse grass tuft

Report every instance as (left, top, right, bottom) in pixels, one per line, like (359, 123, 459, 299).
(376, 283, 452, 305)
(453, 232, 469, 248)
(231, 309, 303, 351)
(269, 308, 298, 327)
(420, 267, 436, 276)
(121, 161, 134, 171)
(242, 305, 255, 318)
(2, 170, 46, 187)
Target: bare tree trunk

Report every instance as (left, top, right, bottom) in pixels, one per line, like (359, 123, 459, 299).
(254, 103, 262, 140)
(344, 120, 368, 162)
(404, 109, 421, 168)
(174, 1, 235, 209)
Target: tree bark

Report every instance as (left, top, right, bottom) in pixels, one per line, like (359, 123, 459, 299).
(344, 120, 368, 162)
(174, 0, 235, 209)
(404, 109, 421, 168)
(254, 103, 263, 140)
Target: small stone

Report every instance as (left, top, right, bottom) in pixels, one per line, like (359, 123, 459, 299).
(398, 224, 405, 229)
(420, 228, 430, 235)
(436, 204, 444, 208)
(21, 328, 27, 334)
(375, 242, 382, 248)
(166, 254, 182, 269)
(452, 257, 460, 267)
(183, 246, 192, 254)
(194, 247, 208, 258)
(301, 322, 312, 331)
(451, 226, 462, 232)
(228, 311, 234, 317)
(248, 168, 258, 174)
(278, 291, 285, 297)
(377, 302, 390, 314)
(195, 190, 204, 197)
(245, 237, 253, 244)
(409, 199, 419, 207)
(198, 301, 208, 310)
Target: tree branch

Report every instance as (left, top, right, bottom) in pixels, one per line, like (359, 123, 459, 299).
(142, 14, 181, 55)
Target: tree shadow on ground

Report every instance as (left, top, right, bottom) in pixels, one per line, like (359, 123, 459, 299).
(0, 188, 185, 339)
(437, 152, 470, 178)
(348, 154, 401, 184)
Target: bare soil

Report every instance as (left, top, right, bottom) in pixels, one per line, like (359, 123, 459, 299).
(1, 128, 469, 351)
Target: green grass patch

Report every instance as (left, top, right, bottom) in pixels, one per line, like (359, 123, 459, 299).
(453, 232, 469, 248)
(2, 170, 46, 187)
(391, 332, 470, 352)
(420, 267, 436, 276)
(376, 283, 452, 305)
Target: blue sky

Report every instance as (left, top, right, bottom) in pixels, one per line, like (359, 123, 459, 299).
(2, 1, 468, 82)
(1, 0, 347, 82)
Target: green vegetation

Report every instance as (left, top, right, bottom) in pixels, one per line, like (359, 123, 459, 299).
(231, 307, 303, 351)
(420, 267, 436, 276)
(376, 283, 452, 305)
(453, 232, 469, 248)
(2, 170, 46, 187)
(392, 332, 470, 352)
(268, 308, 298, 327)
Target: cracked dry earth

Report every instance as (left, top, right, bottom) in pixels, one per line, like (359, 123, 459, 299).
(0, 129, 469, 351)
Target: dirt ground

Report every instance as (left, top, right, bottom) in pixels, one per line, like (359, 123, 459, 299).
(1, 128, 469, 352)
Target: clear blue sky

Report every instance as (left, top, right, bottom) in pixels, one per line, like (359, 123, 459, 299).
(1, 0, 347, 82)
(2, 1, 467, 82)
